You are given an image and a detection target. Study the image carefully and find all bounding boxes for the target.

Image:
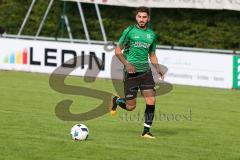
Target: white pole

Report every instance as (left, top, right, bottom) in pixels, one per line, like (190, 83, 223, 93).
(17, 0, 36, 37)
(95, 3, 107, 43)
(35, 0, 54, 39)
(77, 2, 90, 43)
(63, 15, 73, 42)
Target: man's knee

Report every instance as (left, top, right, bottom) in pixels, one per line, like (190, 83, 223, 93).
(145, 97, 156, 105)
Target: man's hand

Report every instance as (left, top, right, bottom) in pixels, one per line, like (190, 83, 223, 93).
(157, 68, 165, 80)
(115, 45, 136, 73)
(149, 52, 165, 80)
(126, 63, 136, 73)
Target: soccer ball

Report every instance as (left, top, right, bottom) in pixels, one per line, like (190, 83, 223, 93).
(70, 124, 89, 141)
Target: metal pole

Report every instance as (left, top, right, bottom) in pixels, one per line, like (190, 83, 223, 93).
(17, 0, 36, 37)
(63, 15, 73, 42)
(35, 0, 54, 38)
(94, 3, 107, 43)
(60, 1, 66, 38)
(77, 2, 90, 43)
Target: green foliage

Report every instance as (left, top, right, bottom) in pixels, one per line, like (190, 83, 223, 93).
(0, 1, 240, 49)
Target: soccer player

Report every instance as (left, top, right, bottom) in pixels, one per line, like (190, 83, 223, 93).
(111, 7, 165, 139)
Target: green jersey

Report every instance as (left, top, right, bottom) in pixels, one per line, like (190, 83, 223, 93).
(118, 25, 157, 72)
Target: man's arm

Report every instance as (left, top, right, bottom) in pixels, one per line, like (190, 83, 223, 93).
(115, 45, 135, 73)
(149, 52, 165, 80)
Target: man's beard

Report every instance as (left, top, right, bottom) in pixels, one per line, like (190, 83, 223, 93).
(137, 22, 148, 28)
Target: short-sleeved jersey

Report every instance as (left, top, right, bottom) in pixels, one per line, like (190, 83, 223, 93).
(118, 25, 157, 72)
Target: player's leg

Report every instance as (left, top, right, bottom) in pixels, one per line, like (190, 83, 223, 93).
(111, 91, 138, 112)
(141, 89, 156, 139)
(139, 70, 156, 139)
(114, 97, 137, 111)
(111, 74, 138, 114)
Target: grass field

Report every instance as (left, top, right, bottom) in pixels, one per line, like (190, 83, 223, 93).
(0, 70, 239, 160)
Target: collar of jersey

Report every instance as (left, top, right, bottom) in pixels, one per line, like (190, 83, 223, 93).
(134, 24, 148, 31)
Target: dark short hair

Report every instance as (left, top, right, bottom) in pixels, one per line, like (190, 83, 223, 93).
(136, 6, 150, 16)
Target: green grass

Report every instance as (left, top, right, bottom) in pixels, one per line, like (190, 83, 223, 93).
(0, 70, 239, 160)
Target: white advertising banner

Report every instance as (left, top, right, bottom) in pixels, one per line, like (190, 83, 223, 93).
(0, 38, 233, 88)
(156, 49, 233, 88)
(0, 38, 112, 78)
(63, 0, 240, 11)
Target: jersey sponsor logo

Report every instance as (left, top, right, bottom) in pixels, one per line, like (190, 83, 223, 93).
(133, 42, 151, 48)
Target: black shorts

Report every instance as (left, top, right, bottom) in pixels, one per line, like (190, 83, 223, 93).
(124, 69, 155, 100)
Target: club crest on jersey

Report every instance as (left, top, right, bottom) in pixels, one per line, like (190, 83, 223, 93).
(146, 34, 151, 39)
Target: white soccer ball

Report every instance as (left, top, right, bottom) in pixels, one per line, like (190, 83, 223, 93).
(70, 124, 89, 141)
